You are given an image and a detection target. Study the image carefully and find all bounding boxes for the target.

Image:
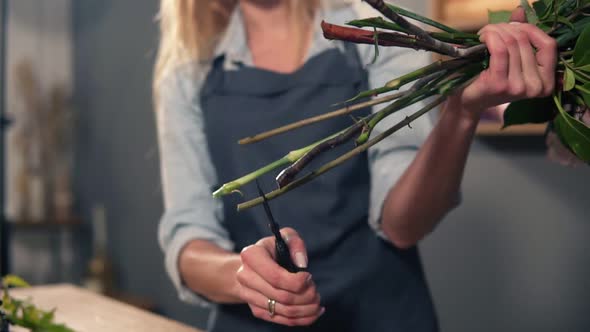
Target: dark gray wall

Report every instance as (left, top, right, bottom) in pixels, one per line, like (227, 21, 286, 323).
(422, 140, 590, 332)
(72, 1, 590, 332)
(72, 0, 207, 327)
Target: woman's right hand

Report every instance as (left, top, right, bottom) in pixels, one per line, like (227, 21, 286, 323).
(235, 227, 324, 326)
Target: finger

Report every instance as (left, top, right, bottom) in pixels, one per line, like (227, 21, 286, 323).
(281, 227, 309, 269)
(257, 227, 309, 269)
(517, 23, 558, 95)
(510, 7, 527, 23)
(496, 24, 543, 98)
(240, 286, 322, 318)
(250, 305, 325, 327)
(493, 25, 526, 97)
(240, 244, 312, 293)
(479, 30, 509, 92)
(237, 265, 317, 305)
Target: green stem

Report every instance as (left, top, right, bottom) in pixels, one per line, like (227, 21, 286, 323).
(356, 87, 435, 144)
(576, 84, 590, 94)
(212, 130, 344, 197)
(429, 32, 480, 46)
(217, 60, 459, 195)
(239, 90, 409, 145)
(347, 17, 407, 33)
(346, 58, 469, 103)
(237, 95, 447, 211)
(385, 3, 461, 34)
(363, 0, 486, 57)
(348, 17, 479, 44)
(357, 60, 483, 144)
(237, 74, 477, 210)
(560, 58, 590, 82)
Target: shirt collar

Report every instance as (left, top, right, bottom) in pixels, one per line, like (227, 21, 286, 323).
(213, 6, 252, 65)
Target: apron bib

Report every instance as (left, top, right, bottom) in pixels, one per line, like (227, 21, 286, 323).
(200, 43, 438, 332)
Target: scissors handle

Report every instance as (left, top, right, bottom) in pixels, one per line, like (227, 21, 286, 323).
(256, 181, 306, 273)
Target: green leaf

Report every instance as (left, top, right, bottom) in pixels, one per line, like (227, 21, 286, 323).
(371, 27, 379, 65)
(574, 24, 590, 67)
(38, 323, 76, 332)
(537, 23, 553, 32)
(488, 10, 512, 24)
(552, 94, 590, 162)
(39, 309, 56, 325)
(521, 0, 540, 24)
(554, 16, 590, 47)
(2, 275, 30, 288)
(532, 0, 550, 18)
(503, 97, 556, 128)
(556, 16, 575, 30)
(536, 0, 556, 20)
(577, 64, 590, 73)
(22, 304, 42, 325)
(564, 67, 576, 91)
(557, 0, 577, 16)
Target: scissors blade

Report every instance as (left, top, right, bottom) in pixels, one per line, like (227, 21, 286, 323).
(256, 180, 280, 235)
(255, 180, 301, 273)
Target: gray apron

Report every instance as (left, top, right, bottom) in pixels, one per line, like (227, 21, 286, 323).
(200, 43, 438, 332)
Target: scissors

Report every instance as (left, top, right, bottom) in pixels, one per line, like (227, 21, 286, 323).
(256, 181, 306, 273)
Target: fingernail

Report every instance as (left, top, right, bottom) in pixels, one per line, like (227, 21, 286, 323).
(509, 21, 521, 25)
(306, 274, 313, 285)
(294, 252, 307, 268)
(319, 307, 326, 316)
(282, 232, 290, 243)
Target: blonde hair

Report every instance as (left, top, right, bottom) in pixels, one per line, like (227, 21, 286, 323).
(153, 0, 327, 100)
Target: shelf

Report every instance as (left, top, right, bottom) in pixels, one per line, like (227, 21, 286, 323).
(7, 217, 83, 230)
(476, 122, 547, 136)
(433, 0, 529, 31)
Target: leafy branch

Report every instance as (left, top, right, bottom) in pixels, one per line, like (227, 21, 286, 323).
(1, 275, 75, 332)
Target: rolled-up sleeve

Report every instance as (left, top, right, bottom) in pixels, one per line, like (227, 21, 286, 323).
(156, 67, 234, 307)
(354, 28, 435, 239)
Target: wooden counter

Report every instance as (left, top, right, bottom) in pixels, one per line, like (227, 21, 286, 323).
(9, 284, 203, 332)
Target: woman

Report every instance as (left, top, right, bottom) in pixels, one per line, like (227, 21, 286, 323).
(155, 1, 556, 331)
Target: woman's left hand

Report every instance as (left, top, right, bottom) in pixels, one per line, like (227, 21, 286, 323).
(448, 7, 558, 116)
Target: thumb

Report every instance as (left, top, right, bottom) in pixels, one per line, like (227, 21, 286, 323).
(280, 228, 308, 269)
(510, 6, 527, 23)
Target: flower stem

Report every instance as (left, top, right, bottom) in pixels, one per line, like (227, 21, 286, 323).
(273, 71, 451, 186)
(347, 17, 479, 45)
(238, 91, 408, 145)
(237, 75, 476, 210)
(322, 21, 440, 52)
(363, 0, 486, 57)
(345, 57, 472, 103)
(384, 3, 461, 34)
(237, 95, 447, 211)
(212, 130, 345, 197)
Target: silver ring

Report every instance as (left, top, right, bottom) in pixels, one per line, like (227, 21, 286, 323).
(267, 298, 276, 317)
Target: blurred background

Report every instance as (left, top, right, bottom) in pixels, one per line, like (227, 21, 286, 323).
(0, 0, 588, 331)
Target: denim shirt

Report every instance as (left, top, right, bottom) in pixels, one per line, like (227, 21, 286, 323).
(156, 1, 434, 308)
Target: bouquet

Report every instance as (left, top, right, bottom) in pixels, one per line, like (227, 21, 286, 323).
(213, 0, 590, 210)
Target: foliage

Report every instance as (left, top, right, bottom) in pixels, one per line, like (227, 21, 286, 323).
(1, 276, 75, 332)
